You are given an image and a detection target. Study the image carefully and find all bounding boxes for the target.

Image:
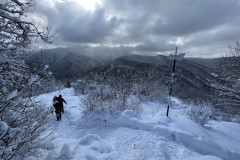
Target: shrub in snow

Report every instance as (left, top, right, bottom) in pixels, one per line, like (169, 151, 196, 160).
(186, 105, 213, 127)
(0, 97, 51, 159)
(75, 69, 168, 115)
(80, 86, 142, 115)
(0, 53, 53, 159)
(77, 74, 144, 115)
(214, 40, 240, 121)
(72, 80, 87, 95)
(0, 0, 54, 159)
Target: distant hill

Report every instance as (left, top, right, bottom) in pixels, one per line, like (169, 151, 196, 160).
(26, 48, 239, 120)
(26, 48, 106, 79)
(186, 57, 219, 71)
(26, 48, 220, 79)
(83, 54, 219, 102)
(26, 48, 239, 117)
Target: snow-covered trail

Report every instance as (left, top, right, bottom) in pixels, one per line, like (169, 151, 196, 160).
(36, 88, 240, 160)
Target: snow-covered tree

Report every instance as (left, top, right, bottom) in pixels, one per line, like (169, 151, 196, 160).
(76, 68, 168, 115)
(218, 40, 240, 79)
(0, 0, 54, 159)
(0, 0, 52, 51)
(215, 41, 240, 121)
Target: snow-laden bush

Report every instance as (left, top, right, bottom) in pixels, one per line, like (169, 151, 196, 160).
(0, 97, 52, 159)
(74, 68, 169, 103)
(0, 54, 54, 159)
(0, 0, 54, 159)
(80, 84, 142, 115)
(75, 71, 169, 115)
(186, 105, 213, 127)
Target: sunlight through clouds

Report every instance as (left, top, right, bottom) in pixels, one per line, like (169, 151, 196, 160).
(69, 0, 102, 11)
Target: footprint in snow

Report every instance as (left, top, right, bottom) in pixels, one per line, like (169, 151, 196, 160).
(69, 106, 78, 108)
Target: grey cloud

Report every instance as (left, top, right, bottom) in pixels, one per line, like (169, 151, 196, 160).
(151, 0, 240, 36)
(101, 0, 240, 57)
(65, 44, 135, 58)
(104, 0, 240, 36)
(59, 8, 120, 43)
(135, 39, 175, 52)
(36, 1, 121, 43)
(35, 0, 240, 57)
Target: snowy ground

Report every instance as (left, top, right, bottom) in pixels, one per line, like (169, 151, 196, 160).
(35, 88, 240, 160)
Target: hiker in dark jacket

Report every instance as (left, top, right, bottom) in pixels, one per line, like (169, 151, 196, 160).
(57, 95, 67, 113)
(53, 96, 62, 121)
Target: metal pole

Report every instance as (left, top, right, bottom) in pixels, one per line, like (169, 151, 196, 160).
(166, 47, 178, 116)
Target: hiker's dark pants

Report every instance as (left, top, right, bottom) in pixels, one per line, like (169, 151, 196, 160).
(60, 104, 64, 113)
(55, 111, 61, 121)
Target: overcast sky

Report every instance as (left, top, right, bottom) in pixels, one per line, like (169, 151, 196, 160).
(35, 0, 240, 58)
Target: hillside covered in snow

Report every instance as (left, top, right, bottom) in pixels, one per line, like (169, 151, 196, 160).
(35, 88, 240, 160)
(1, 1, 240, 160)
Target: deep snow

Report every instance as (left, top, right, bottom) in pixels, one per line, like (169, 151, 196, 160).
(34, 88, 240, 160)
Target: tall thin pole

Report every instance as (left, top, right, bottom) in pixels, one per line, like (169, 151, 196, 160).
(166, 47, 178, 116)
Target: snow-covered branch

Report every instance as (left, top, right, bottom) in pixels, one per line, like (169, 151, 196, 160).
(0, 0, 55, 159)
(0, 0, 53, 52)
